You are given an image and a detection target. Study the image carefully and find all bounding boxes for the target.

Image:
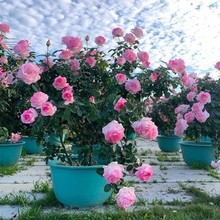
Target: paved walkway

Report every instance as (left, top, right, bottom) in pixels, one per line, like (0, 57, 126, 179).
(1, 138, 220, 219)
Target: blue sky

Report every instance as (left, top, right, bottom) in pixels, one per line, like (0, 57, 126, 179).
(0, 0, 219, 77)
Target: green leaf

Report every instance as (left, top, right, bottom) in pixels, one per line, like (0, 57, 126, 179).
(96, 168, 104, 176)
(104, 184, 112, 192)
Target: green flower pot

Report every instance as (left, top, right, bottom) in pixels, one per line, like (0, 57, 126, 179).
(157, 135, 182, 152)
(0, 141, 24, 166)
(49, 163, 111, 209)
(180, 141, 215, 165)
(20, 137, 43, 154)
(48, 133, 66, 147)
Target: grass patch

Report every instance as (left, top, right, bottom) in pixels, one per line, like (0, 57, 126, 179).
(156, 153, 180, 162)
(188, 162, 211, 170)
(32, 181, 51, 193)
(0, 164, 18, 176)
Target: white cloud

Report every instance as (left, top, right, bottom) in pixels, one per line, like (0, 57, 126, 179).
(0, 0, 219, 73)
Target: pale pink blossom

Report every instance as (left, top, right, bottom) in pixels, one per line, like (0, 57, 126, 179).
(17, 63, 42, 85)
(137, 51, 149, 62)
(188, 72, 197, 78)
(94, 36, 106, 46)
(102, 120, 125, 144)
(6, 73, 14, 84)
(150, 72, 158, 82)
(59, 50, 72, 60)
(85, 57, 96, 68)
(117, 57, 126, 65)
(115, 73, 127, 85)
(115, 187, 136, 209)
(41, 102, 57, 116)
(0, 56, 8, 64)
(196, 92, 211, 105)
(132, 117, 158, 140)
(0, 41, 6, 50)
(122, 49, 136, 63)
(195, 110, 210, 123)
(191, 102, 204, 113)
(63, 84, 73, 92)
(62, 90, 74, 105)
(41, 58, 54, 72)
(167, 58, 186, 74)
(177, 113, 183, 120)
(0, 23, 10, 33)
(215, 61, 220, 70)
(70, 58, 80, 71)
(21, 108, 38, 124)
(180, 73, 189, 87)
(114, 97, 127, 112)
(184, 111, 195, 123)
(89, 96, 95, 103)
(13, 40, 29, 58)
(53, 76, 68, 90)
(186, 91, 196, 102)
(142, 60, 150, 69)
(30, 92, 49, 109)
(11, 133, 21, 143)
(131, 27, 144, 38)
(125, 79, 141, 94)
(174, 119, 188, 136)
(103, 162, 124, 184)
(135, 163, 153, 181)
(61, 36, 82, 54)
(123, 33, 136, 45)
(175, 104, 190, 114)
(112, 27, 124, 37)
(211, 160, 220, 169)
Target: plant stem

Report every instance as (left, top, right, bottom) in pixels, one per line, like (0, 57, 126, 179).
(59, 132, 72, 166)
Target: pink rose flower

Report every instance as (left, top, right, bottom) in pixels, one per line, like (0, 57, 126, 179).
(112, 27, 124, 37)
(174, 119, 188, 136)
(175, 104, 190, 114)
(61, 36, 82, 54)
(180, 73, 189, 87)
(115, 73, 127, 85)
(102, 120, 125, 144)
(191, 102, 204, 112)
(184, 111, 195, 123)
(132, 117, 158, 140)
(114, 97, 127, 112)
(63, 84, 73, 92)
(117, 57, 126, 65)
(94, 36, 106, 46)
(131, 27, 144, 38)
(59, 50, 72, 60)
(89, 96, 95, 103)
(103, 162, 124, 184)
(123, 33, 136, 45)
(211, 160, 220, 169)
(137, 51, 149, 62)
(115, 187, 136, 209)
(53, 76, 68, 90)
(41, 102, 57, 116)
(13, 40, 29, 58)
(30, 92, 49, 109)
(41, 58, 54, 72)
(70, 58, 80, 71)
(167, 58, 186, 74)
(62, 90, 74, 105)
(0, 41, 6, 50)
(125, 79, 141, 94)
(150, 72, 158, 82)
(215, 61, 220, 70)
(122, 49, 136, 63)
(11, 133, 21, 143)
(135, 163, 153, 181)
(195, 110, 210, 123)
(85, 57, 96, 68)
(186, 91, 196, 102)
(142, 60, 150, 69)
(0, 23, 10, 33)
(17, 63, 42, 85)
(21, 108, 38, 124)
(196, 92, 211, 105)
(0, 56, 8, 64)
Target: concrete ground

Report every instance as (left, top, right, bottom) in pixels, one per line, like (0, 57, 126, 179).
(1, 138, 220, 219)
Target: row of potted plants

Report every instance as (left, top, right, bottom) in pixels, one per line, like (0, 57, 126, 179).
(0, 22, 220, 209)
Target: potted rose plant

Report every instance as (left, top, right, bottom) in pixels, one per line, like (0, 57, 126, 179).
(2, 24, 178, 208)
(173, 69, 220, 165)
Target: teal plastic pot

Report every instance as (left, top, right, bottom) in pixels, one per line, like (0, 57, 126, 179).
(49, 163, 111, 208)
(0, 141, 24, 166)
(180, 141, 215, 165)
(157, 135, 182, 152)
(48, 133, 65, 146)
(200, 136, 212, 143)
(20, 137, 43, 154)
(127, 133, 136, 140)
